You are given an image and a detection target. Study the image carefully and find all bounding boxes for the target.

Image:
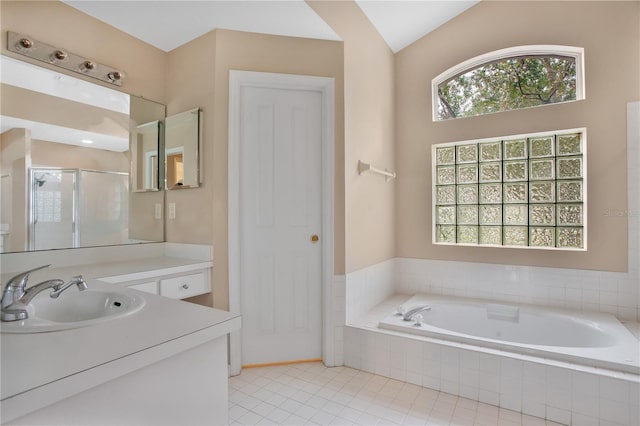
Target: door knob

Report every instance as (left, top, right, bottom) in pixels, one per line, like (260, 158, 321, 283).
(310, 234, 319, 243)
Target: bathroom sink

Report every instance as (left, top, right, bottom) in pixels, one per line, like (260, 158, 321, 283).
(0, 288, 145, 333)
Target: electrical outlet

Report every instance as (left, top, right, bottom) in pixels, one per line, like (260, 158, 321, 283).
(154, 203, 162, 219)
(168, 203, 176, 219)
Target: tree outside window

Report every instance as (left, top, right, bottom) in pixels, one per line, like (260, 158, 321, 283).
(434, 47, 582, 121)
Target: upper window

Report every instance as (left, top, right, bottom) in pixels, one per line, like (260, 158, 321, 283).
(432, 46, 585, 121)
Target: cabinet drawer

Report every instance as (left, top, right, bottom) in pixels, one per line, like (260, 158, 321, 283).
(127, 281, 159, 295)
(160, 272, 208, 299)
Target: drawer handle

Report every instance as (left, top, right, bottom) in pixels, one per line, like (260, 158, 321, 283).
(181, 284, 189, 290)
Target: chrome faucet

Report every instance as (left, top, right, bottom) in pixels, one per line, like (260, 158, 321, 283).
(1, 265, 88, 322)
(402, 305, 431, 321)
(50, 275, 88, 299)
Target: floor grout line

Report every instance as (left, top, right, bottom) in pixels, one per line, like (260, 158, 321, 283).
(228, 362, 563, 426)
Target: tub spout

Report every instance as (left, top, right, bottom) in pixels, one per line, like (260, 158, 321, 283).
(403, 305, 431, 321)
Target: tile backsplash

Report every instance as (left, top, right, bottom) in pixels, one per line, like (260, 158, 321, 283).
(344, 254, 638, 325)
(394, 256, 638, 321)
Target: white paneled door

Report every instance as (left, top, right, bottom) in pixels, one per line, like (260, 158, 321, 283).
(239, 85, 323, 365)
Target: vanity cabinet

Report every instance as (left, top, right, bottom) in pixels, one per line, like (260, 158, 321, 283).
(127, 281, 158, 295)
(159, 272, 207, 299)
(99, 268, 211, 300)
(1, 280, 238, 425)
(1, 244, 227, 425)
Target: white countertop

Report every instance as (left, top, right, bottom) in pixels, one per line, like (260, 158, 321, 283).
(1, 256, 213, 285)
(1, 277, 240, 421)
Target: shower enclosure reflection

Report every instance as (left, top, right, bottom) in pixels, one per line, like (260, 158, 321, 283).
(30, 168, 129, 250)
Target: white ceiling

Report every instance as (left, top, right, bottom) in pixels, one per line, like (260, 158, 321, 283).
(355, 1, 479, 53)
(63, 0, 341, 52)
(63, 0, 479, 54)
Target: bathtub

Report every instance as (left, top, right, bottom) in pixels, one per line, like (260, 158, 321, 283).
(378, 294, 640, 374)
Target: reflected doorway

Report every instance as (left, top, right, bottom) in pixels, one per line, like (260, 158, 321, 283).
(166, 148, 184, 189)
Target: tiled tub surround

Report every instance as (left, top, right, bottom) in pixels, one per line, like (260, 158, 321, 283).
(344, 295, 640, 426)
(394, 257, 639, 323)
(340, 248, 640, 425)
(344, 254, 639, 330)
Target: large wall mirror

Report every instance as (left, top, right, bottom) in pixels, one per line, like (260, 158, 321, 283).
(0, 55, 166, 253)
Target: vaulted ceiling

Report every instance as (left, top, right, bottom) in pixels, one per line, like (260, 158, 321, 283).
(63, 0, 479, 53)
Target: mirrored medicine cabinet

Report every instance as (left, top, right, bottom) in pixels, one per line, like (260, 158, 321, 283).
(164, 108, 202, 190)
(131, 108, 202, 192)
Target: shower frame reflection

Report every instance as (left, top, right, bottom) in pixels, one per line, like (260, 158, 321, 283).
(29, 167, 129, 251)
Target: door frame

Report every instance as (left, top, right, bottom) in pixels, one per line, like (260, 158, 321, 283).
(228, 70, 335, 375)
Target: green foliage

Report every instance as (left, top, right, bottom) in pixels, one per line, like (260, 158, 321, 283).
(438, 56, 577, 120)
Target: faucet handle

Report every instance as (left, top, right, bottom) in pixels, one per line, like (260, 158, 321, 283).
(5, 264, 51, 289)
(395, 304, 405, 316)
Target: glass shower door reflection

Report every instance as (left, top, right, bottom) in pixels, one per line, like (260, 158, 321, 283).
(78, 170, 129, 247)
(30, 169, 77, 250)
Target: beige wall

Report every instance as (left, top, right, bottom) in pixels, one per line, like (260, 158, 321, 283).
(167, 29, 345, 309)
(165, 31, 216, 251)
(1, 84, 129, 139)
(165, 31, 217, 307)
(31, 140, 129, 172)
(395, 1, 640, 272)
(308, 0, 396, 274)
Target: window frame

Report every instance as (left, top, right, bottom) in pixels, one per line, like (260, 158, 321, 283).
(431, 45, 585, 121)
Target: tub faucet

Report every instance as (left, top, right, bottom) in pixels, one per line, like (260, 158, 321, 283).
(403, 305, 431, 321)
(1, 265, 88, 322)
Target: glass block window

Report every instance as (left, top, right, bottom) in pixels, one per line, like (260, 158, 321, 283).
(432, 46, 585, 121)
(433, 129, 586, 250)
(35, 190, 62, 223)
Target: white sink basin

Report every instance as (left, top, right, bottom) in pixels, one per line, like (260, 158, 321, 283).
(1, 288, 145, 333)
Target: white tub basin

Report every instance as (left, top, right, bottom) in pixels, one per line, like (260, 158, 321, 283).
(0, 288, 146, 333)
(378, 293, 640, 374)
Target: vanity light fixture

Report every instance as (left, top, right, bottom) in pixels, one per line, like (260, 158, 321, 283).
(50, 50, 68, 63)
(7, 31, 124, 87)
(14, 37, 32, 51)
(79, 60, 96, 73)
(107, 71, 122, 83)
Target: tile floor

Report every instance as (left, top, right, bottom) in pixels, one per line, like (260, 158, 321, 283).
(229, 362, 564, 426)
